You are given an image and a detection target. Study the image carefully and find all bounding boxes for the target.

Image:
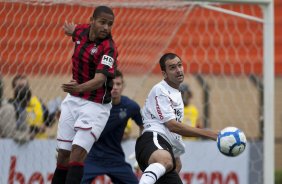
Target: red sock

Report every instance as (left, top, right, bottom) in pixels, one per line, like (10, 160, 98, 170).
(65, 162, 84, 184)
(51, 164, 68, 184)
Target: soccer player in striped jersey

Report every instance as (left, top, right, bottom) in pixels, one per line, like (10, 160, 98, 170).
(51, 6, 118, 184)
(135, 53, 218, 184)
(82, 70, 143, 184)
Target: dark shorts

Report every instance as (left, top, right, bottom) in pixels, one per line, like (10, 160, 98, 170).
(135, 131, 175, 171)
(135, 131, 183, 184)
(82, 161, 138, 184)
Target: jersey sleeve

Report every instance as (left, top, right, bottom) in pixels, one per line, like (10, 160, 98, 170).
(96, 39, 118, 78)
(72, 24, 88, 42)
(72, 24, 81, 42)
(130, 101, 143, 126)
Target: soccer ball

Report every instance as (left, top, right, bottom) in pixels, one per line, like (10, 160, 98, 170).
(217, 127, 247, 157)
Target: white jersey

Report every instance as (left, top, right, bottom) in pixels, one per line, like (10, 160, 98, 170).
(142, 80, 185, 156)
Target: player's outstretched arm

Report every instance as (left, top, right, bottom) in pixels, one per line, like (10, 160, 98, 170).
(165, 119, 218, 141)
(63, 21, 76, 36)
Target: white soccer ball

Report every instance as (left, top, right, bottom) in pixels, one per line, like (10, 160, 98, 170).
(217, 127, 247, 157)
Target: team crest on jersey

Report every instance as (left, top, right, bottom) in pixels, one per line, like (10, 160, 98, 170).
(101, 55, 114, 68)
(90, 47, 98, 55)
(119, 108, 127, 119)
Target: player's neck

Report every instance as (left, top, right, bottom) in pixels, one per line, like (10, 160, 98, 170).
(88, 30, 96, 41)
(112, 96, 121, 105)
(164, 79, 179, 90)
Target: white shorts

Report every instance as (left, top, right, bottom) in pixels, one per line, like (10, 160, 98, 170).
(57, 94, 111, 152)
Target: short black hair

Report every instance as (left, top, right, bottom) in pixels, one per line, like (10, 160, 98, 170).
(93, 6, 114, 19)
(159, 53, 181, 71)
(115, 69, 123, 78)
(115, 70, 124, 84)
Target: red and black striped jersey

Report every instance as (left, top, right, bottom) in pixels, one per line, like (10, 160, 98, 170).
(70, 24, 118, 104)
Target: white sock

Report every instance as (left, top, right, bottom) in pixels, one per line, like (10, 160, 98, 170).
(139, 163, 166, 184)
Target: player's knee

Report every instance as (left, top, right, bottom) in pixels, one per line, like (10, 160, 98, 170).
(160, 160, 174, 172)
(72, 129, 95, 153)
(149, 150, 173, 171)
(175, 157, 182, 173)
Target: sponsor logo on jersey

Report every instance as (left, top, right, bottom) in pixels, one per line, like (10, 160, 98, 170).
(155, 96, 163, 120)
(101, 55, 114, 67)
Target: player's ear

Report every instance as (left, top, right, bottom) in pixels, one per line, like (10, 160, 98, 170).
(90, 17, 94, 23)
(162, 71, 167, 79)
(122, 81, 125, 91)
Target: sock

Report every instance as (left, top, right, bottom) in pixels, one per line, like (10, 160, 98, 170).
(65, 162, 84, 184)
(51, 164, 68, 184)
(139, 163, 166, 184)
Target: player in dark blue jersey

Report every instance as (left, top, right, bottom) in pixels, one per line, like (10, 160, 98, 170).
(82, 70, 143, 184)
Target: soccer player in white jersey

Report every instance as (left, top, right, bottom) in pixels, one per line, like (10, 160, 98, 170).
(135, 53, 218, 184)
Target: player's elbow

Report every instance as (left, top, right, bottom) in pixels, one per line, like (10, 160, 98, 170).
(95, 74, 107, 86)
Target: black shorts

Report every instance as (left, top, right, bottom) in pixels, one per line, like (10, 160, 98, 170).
(135, 131, 176, 172)
(135, 131, 183, 184)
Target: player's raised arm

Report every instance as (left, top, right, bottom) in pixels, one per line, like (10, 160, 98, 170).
(63, 21, 76, 36)
(165, 119, 218, 141)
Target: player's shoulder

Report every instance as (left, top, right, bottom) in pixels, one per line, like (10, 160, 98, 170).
(151, 80, 170, 95)
(121, 96, 139, 107)
(151, 80, 163, 90)
(121, 95, 130, 102)
(101, 36, 117, 48)
(73, 24, 90, 39)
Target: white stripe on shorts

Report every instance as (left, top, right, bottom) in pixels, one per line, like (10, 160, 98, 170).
(153, 132, 164, 150)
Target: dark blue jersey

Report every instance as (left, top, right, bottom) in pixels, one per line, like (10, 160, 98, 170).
(86, 96, 143, 163)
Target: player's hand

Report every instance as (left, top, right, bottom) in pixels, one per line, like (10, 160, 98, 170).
(62, 80, 80, 93)
(63, 21, 76, 36)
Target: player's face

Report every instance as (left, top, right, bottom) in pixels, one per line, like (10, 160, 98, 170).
(90, 12, 114, 40)
(111, 76, 124, 98)
(163, 57, 184, 89)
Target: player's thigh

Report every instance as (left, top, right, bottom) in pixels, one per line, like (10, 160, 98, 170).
(57, 95, 77, 151)
(81, 162, 107, 184)
(108, 163, 139, 184)
(72, 129, 95, 153)
(75, 100, 111, 141)
(72, 101, 111, 152)
(135, 131, 175, 172)
(156, 171, 183, 184)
